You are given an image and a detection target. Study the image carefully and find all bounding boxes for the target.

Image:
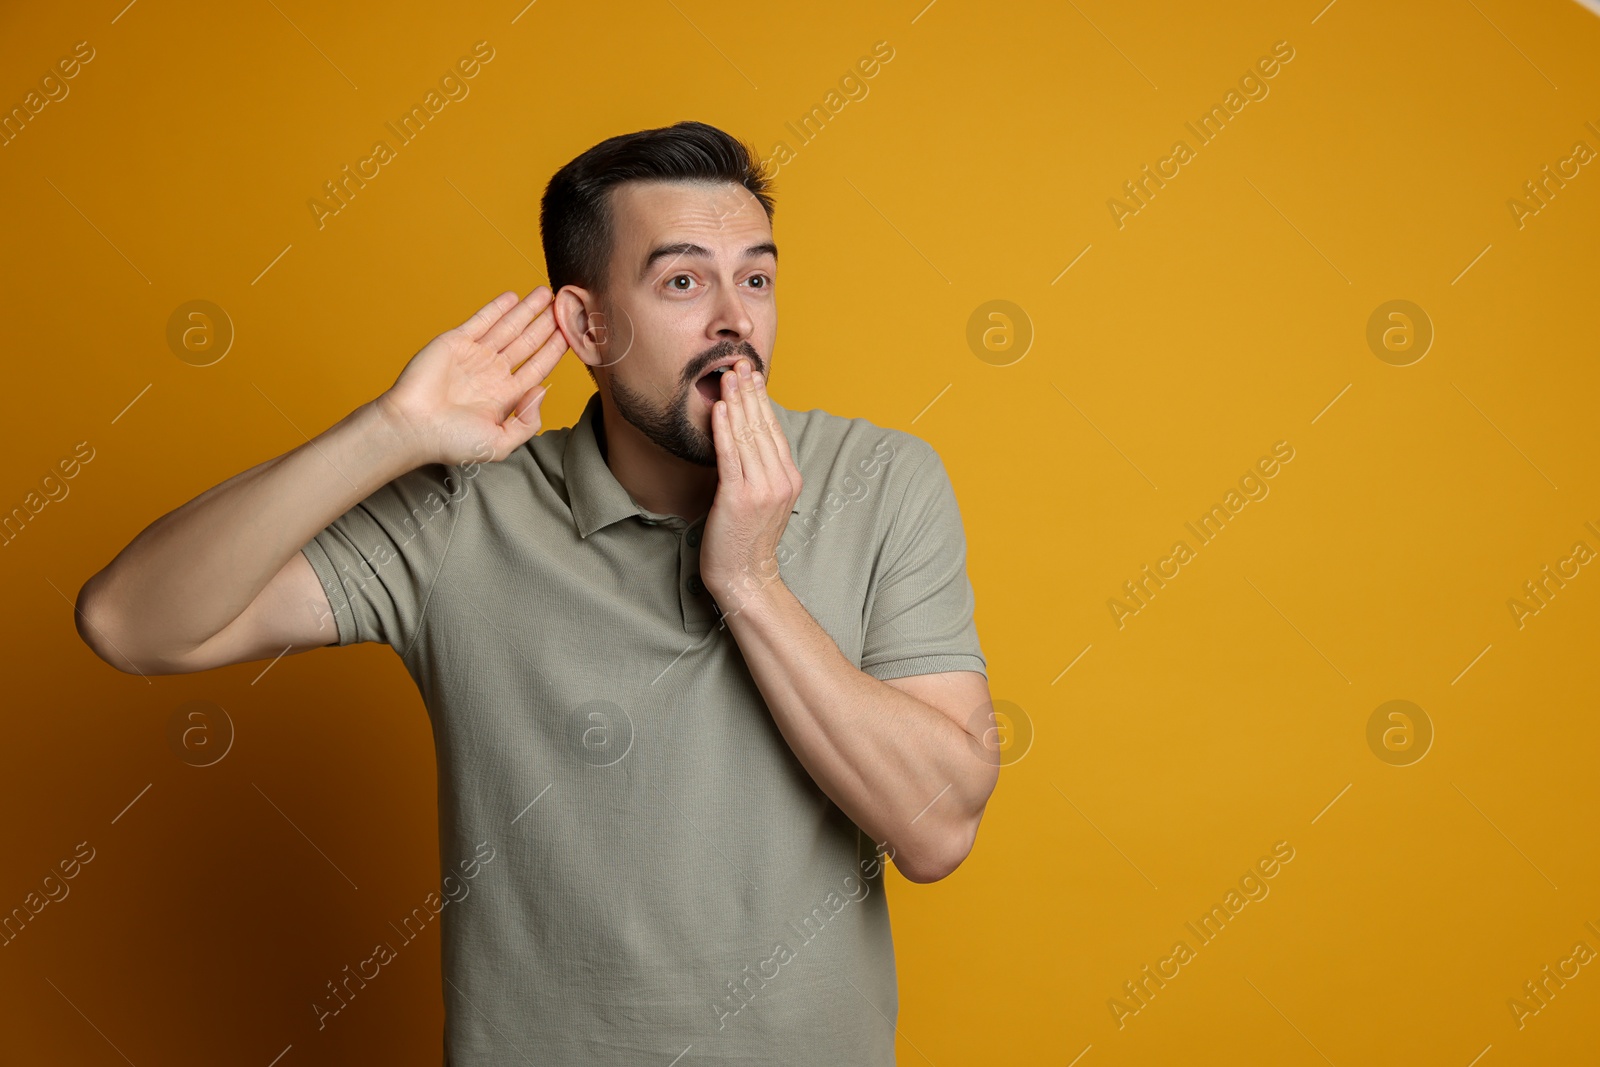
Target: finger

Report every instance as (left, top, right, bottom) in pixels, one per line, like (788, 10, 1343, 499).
(731, 361, 779, 482)
(509, 312, 569, 388)
(750, 370, 798, 491)
(460, 291, 519, 341)
(481, 286, 552, 354)
(503, 302, 560, 370)
(711, 398, 742, 479)
(749, 369, 784, 460)
(497, 382, 551, 455)
(720, 363, 757, 484)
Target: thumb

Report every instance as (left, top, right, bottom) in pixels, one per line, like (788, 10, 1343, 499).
(497, 383, 548, 451)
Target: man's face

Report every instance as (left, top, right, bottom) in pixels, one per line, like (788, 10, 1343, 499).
(588, 180, 777, 467)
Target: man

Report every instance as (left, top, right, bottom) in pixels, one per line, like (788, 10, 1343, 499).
(76, 120, 997, 1065)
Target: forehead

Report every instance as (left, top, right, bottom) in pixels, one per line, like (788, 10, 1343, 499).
(608, 180, 771, 256)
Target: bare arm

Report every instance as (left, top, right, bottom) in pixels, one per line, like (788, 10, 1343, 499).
(701, 363, 995, 883)
(724, 579, 995, 883)
(76, 288, 568, 675)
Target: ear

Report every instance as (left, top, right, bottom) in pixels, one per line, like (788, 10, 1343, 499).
(553, 285, 600, 372)
(554, 286, 634, 372)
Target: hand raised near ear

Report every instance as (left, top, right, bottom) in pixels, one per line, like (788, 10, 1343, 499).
(375, 287, 569, 466)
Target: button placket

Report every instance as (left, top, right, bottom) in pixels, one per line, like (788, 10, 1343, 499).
(679, 519, 715, 630)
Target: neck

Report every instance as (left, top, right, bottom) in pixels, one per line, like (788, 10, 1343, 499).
(595, 391, 717, 522)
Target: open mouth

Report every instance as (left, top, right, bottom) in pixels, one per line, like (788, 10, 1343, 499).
(694, 366, 733, 405)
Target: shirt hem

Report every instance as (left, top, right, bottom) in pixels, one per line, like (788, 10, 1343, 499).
(860, 653, 986, 681)
(300, 537, 359, 646)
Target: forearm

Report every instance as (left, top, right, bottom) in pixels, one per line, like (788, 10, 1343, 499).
(720, 580, 994, 882)
(80, 400, 424, 659)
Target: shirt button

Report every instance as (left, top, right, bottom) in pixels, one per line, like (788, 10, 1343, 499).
(688, 575, 706, 596)
(686, 526, 701, 547)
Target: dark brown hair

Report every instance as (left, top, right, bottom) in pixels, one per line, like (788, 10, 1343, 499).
(539, 120, 775, 303)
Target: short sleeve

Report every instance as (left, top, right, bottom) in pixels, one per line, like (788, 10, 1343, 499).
(299, 463, 465, 651)
(859, 443, 987, 681)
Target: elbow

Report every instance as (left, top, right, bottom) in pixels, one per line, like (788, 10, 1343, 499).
(896, 857, 958, 885)
(896, 815, 982, 884)
(74, 574, 141, 674)
(899, 769, 996, 883)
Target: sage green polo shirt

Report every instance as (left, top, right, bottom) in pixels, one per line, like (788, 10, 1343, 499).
(300, 389, 985, 1066)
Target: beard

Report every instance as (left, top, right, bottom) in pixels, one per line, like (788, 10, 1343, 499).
(609, 338, 764, 469)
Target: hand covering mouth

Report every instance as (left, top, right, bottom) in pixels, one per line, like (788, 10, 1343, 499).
(694, 363, 743, 403)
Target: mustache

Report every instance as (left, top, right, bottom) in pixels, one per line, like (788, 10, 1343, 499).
(685, 340, 763, 386)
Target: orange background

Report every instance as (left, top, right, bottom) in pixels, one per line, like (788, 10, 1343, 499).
(3, 0, 1598, 1063)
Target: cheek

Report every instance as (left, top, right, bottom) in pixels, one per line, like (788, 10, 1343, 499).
(588, 303, 638, 369)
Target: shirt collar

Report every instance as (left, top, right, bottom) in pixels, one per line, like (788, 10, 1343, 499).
(562, 389, 801, 540)
(564, 391, 640, 539)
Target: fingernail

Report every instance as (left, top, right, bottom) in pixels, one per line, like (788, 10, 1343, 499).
(739, 359, 752, 378)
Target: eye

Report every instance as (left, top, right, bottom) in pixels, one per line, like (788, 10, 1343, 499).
(746, 274, 770, 289)
(668, 274, 696, 291)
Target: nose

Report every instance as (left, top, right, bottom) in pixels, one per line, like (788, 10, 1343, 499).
(706, 278, 755, 352)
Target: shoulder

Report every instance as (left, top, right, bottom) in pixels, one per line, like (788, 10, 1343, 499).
(350, 418, 575, 524)
(524, 417, 578, 460)
(773, 402, 955, 547)
(455, 417, 576, 500)
(774, 401, 940, 487)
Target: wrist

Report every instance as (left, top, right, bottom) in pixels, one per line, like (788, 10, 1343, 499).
(364, 393, 438, 471)
(711, 563, 789, 626)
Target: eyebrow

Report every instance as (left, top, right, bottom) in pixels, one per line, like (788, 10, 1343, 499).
(640, 241, 778, 279)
